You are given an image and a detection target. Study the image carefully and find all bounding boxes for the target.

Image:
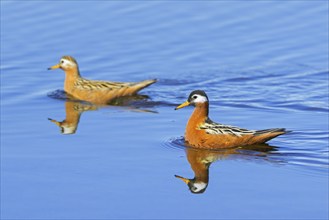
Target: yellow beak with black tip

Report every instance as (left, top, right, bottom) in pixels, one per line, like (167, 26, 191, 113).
(175, 101, 190, 110)
(48, 64, 61, 70)
(174, 175, 190, 184)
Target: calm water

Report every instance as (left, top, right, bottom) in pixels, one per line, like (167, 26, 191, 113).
(1, 1, 328, 219)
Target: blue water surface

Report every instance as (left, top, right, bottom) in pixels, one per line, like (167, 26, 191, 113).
(1, 1, 328, 219)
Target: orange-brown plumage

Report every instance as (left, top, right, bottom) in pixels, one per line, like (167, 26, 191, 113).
(48, 56, 157, 104)
(175, 90, 287, 149)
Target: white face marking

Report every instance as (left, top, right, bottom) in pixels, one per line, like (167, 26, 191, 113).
(60, 59, 76, 69)
(191, 182, 207, 193)
(190, 94, 208, 103)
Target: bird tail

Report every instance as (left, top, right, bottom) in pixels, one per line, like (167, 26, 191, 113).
(130, 79, 157, 93)
(254, 128, 289, 143)
(255, 128, 288, 135)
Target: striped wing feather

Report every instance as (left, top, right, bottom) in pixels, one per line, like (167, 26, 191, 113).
(200, 119, 286, 137)
(74, 78, 133, 90)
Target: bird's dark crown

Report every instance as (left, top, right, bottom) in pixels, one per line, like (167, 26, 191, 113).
(188, 90, 208, 102)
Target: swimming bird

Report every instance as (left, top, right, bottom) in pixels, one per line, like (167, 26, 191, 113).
(175, 90, 288, 149)
(48, 56, 157, 104)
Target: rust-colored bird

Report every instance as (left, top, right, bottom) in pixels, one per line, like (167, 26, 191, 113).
(48, 56, 157, 104)
(175, 90, 288, 149)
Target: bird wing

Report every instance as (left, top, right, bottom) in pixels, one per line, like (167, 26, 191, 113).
(199, 119, 256, 137)
(74, 78, 133, 91)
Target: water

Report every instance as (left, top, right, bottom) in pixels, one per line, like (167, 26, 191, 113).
(1, 1, 328, 219)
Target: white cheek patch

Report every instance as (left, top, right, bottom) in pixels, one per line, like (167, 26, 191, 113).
(194, 95, 208, 103)
(61, 59, 76, 68)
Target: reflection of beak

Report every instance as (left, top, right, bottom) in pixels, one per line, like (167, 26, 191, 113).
(48, 118, 61, 126)
(175, 101, 190, 110)
(48, 64, 60, 70)
(175, 175, 190, 184)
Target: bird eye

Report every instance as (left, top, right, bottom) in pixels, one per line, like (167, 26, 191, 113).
(193, 96, 197, 99)
(61, 60, 64, 64)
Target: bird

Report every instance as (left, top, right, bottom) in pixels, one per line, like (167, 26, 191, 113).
(48, 56, 157, 104)
(175, 90, 288, 149)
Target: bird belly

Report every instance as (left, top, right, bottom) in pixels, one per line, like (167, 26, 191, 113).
(186, 129, 284, 149)
(185, 126, 258, 149)
(67, 87, 134, 104)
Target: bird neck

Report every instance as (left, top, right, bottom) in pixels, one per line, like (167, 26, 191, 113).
(64, 68, 81, 91)
(190, 102, 209, 124)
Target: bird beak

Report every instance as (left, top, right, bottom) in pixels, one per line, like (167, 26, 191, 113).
(175, 175, 190, 184)
(175, 101, 190, 110)
(48, 64, 60, 70)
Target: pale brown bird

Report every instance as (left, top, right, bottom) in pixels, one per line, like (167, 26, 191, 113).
(48, 56, 157, 104)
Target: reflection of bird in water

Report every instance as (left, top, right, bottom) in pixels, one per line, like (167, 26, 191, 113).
(175, 90, 288, 149)
(48, 101, 97, 134)
(48, 56, 157, 104)
(48, 95, 158, 134)
(175, 144, 277, 194)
